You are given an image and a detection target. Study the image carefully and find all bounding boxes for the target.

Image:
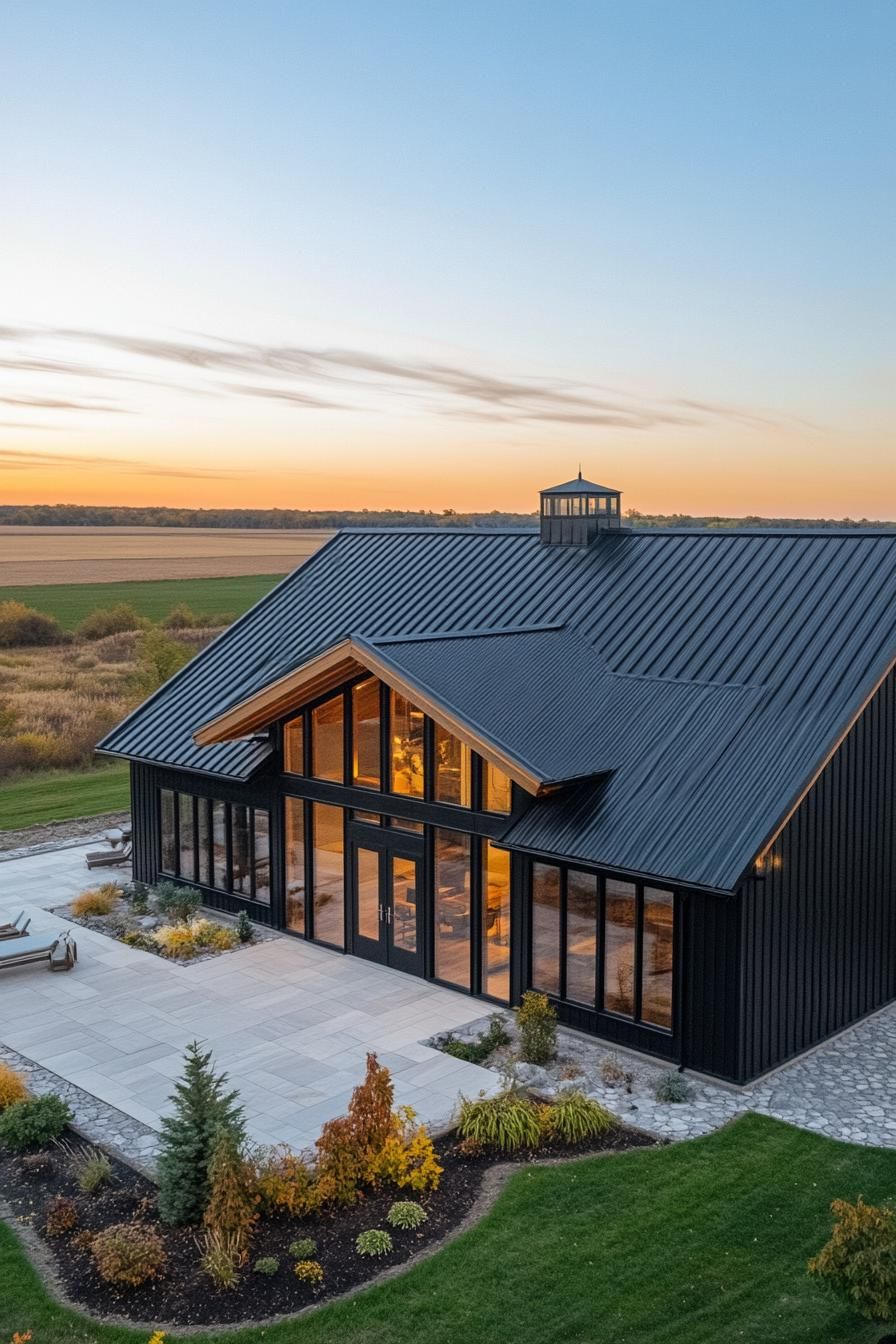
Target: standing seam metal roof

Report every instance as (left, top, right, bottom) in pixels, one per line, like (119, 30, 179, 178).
(98, 526, 896, 891)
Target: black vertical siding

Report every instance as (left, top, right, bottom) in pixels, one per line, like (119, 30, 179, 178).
(130, 762, 158, 885)
(680, 889, 742, 1080)
(739, 667, 896, 1081)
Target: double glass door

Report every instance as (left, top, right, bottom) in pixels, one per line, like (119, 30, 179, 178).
(352, 832, 423, 976)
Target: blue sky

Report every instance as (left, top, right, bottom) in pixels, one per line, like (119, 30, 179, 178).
(1, 1, 894, 514)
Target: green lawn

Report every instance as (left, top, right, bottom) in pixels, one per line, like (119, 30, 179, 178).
(0, 1115, 889, 1343)
(0, 573, 284, 629)
(0, 763, 130, 830)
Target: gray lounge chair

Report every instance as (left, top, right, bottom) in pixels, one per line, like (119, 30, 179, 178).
(85, 841, 132, 870)
(0, 931, 77, 973)
(0, 911, 30, 940)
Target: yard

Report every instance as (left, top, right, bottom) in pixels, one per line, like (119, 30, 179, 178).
(0, 574, 283, 631)
(0, 763, 130, 831)
(0, 1114, 888, 1344)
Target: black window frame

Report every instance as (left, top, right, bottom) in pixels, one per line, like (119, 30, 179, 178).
(527, 859, 675, 1035)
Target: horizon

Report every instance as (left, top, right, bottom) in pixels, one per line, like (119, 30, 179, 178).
(1, 2, 895, 518)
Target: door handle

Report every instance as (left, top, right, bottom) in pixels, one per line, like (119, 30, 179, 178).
(385, 907, 392, 925)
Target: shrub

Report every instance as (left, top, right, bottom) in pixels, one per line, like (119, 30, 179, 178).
(809, 1197, 896, 1321)
(152, 925, 200, 959)
(71, 1228, 97, 1253)
(253, 1255, 279, 1276)
(236, 910, 254, 943)
(456, 1089, 542, 1153)
(19, 1152, 54, 1178)
(294, 1259, 325, 1285)
(45, 1195, 78, 1237)
(599, 1054, 626, 1086)
(356, 1228, 393, 1257)
(121, 930, 155, 952)
(124, 881, 150, 914)
(653, 1071, 693, 1103)
(316, 1052, 394, 1205)
(387, 1200, 427, 1230)
(58, 1140, 113, 1194)
(370, 1105, 443, 1194)
(544, 1090, 614, 1144)
(78, 603, 147, 640)
(288, 1237, 317, 1259)
(156, 1041, 245, 1226)
(91, 1222, 167, 1286)
(153, 881, 202, 924)
(203, 1129, 259, 1259)
(132, 627, 193, 695)
(163, 603, 201, 630)
(191, 919, 239, 951)
(0, 600, 66, 648)
(438, 1015, 511, 1065)
(71, 883, 121, 917)
(254, 1145, 320, 1218)
(0, 1063, 29, 1109)
(0, 1094, 72, 1150)
(517, 991, 557, 1065)
(198, 1227, 242, 1290)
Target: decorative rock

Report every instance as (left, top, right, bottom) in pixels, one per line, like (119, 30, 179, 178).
(511, 1062, 551, 1090)
(138, 915, 161, 930)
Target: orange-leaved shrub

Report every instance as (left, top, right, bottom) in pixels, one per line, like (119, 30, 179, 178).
(90, 1222, 168, 1286)
(808, 1196, 896, 1322)
(203, 1130, 259, 1263)
(254, 1146, 321, 1218)
(0, 1063, 29, 1110)
(71, 884, 122, 917)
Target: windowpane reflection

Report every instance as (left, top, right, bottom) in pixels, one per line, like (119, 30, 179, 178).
(483, 841, 510, 1002)
(434, 829, 471, 989)
(566, 869, 597, 1007)
(352, 678, 381, 789)
(390, 691, 424, 797)
(641, 888, 674, 1028)
(434, 725, 471, 805)
(603, 879, 636, 1017)
(532, 862, 561, 996)
(312, 802, 344, 947)
(312, 694, 344, 782)
(285, 797, 305, 933)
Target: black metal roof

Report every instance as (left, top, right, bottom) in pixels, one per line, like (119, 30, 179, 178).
(99, 526, 896, 892)
(541, 474, 618, 494)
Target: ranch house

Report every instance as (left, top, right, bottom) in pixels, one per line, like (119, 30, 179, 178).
(99, 475, 896, 1083)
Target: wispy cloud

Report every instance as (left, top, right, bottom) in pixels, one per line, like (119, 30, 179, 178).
(0, 446, 245, 479)
(0, 394, 127, 413)
(0, 325, 789, 433)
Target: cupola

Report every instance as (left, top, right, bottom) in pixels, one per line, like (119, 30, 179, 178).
(539, 470, 623, 546)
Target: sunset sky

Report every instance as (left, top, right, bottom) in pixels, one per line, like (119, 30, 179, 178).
(2, 2, 894, 517)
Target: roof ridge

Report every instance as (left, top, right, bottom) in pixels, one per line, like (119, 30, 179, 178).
(370, 622, 565, 644)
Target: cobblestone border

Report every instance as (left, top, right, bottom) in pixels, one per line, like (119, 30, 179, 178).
(0, 1043, 160, 1176)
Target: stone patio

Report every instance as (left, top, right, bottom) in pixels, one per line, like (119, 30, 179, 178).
(0, 844, 499, 1160)
(4, 841, 896, 1160)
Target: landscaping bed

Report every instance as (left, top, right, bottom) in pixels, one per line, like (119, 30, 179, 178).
(54, 878, 273, 963)
(0, 1118, 650, 1326)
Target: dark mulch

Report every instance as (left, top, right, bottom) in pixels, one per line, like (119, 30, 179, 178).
(0, 1123, 654, 1326)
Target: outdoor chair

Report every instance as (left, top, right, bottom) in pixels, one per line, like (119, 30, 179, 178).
(85, 840, 132, 870)
(0, 931, 77, 973)
(0, 911, 30, 940)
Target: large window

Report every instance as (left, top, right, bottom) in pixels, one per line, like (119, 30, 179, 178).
(158, 789, 271, 905)
(529, 862, 674, 1031)
(352, 678, 381, 789)
(434, 724, 472, 805)
(483, 841, 511, 1001)
(484, 763, 512, 814)
(312, 803, 345, 947)
(283, 716, 304, 774)
(531, 863, 561, 996)
(312, 694, 344, 782)
(434, 829, 471, 989)
(285, 796, 305, 933)
(390, 691, 425, 797)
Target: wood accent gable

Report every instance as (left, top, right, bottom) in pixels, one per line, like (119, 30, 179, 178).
(192, 638, 543, 795)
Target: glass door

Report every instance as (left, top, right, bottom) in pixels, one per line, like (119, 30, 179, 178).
(351, 834, 423, 976)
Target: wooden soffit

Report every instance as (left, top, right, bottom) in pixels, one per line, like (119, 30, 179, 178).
(193, 636, 543, 795)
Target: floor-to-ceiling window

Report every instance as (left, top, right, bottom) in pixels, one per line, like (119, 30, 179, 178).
(285, 797, 305, 932)
(158, 788, 271, 906)
(312, 695, 344, 782)
(434, 725, 472, 806)
(529, 861, 674, 1032)
(482, 840, 511, 1001)
(434, 829, 472, 989)
(311, 802, 345, 947)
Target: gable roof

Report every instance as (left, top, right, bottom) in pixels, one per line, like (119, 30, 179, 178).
(98, 526, 896, 892)
(542, 475, 618, 493)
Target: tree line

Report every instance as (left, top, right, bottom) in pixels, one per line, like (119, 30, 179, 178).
(1, 503, 892, 530)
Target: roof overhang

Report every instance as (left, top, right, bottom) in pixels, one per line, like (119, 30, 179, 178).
(193, 636, 547, 795)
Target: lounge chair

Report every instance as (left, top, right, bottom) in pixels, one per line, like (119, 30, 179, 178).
(0, 911, 29, 940)
(0, 931, 77, 973)
(85, 840, 132, 870)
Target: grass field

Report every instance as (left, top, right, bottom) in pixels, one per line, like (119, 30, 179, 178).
(0, 763, 130, 830)
(0, 525, 333, 585)
(0, 1115, 886, 1344)
(0, 573, 284, 629)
